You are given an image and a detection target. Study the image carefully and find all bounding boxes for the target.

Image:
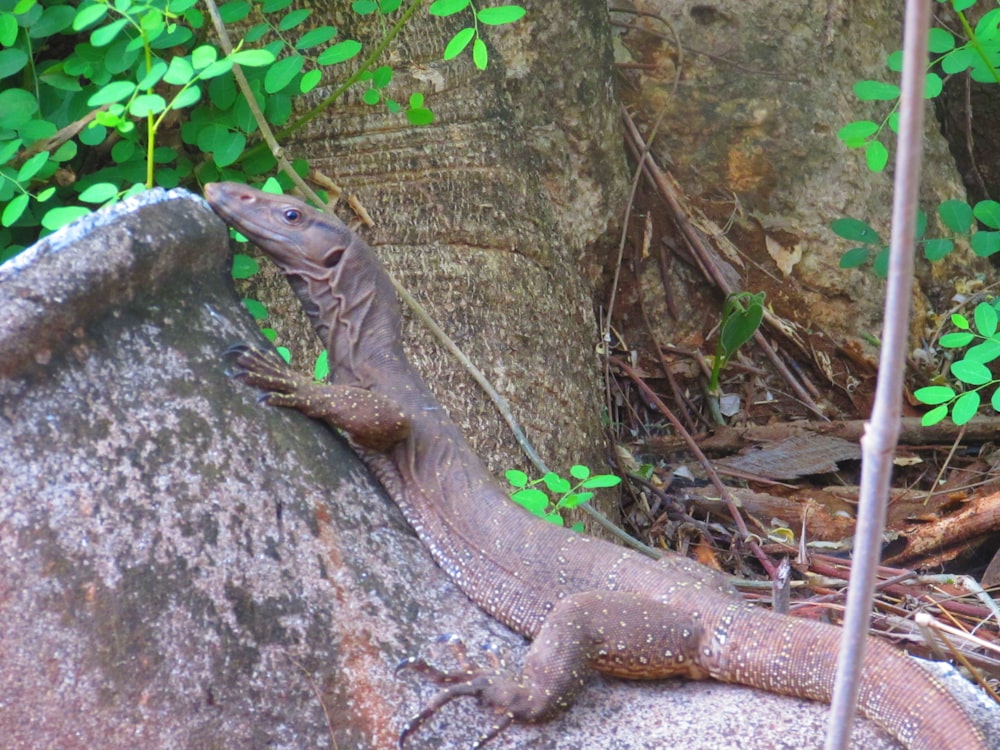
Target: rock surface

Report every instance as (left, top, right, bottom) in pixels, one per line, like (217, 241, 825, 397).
(0, 190, 994, 749)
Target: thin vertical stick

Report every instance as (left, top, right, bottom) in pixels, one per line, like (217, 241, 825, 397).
(824, 2, 930, 748)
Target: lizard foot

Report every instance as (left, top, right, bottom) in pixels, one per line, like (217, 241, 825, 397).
(224, 343, 409, 451)
(396, 636, 515, 749)
(224, 343, 303, 394)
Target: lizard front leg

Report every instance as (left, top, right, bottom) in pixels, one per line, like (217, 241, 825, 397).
(398, 590, 707, 748)
(226, 344, 410, 451)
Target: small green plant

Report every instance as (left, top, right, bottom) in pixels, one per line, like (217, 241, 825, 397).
(832, 0, 1000, 278)
(914, 300, 1000, 425)
(505, 465, 621, 531)
(430, 0, 526, 71)
(839, 1, 1000, 175)
(833, 200, 1000, 276)
(709, 291, 765, 394)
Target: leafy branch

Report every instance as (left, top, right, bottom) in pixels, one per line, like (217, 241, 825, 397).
(505, 465, 621, 531)
(914, 300, 1000, 425)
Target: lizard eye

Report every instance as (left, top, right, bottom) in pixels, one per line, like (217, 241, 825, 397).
(282, 208, 302, 223)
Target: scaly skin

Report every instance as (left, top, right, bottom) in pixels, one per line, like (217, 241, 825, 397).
(204, 182, 988, 750)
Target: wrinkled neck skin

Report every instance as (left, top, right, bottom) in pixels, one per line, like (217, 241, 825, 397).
(284, 233, 405, 389)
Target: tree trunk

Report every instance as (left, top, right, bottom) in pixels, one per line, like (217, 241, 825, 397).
(246, 1, 628, 502)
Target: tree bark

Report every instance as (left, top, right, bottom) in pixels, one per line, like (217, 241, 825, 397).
(245, 1, 628, 499)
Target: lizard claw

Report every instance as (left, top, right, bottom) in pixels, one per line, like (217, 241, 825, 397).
(396, 638, 516, 749)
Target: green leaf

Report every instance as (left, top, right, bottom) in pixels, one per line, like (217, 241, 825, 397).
(443, 27, 475, 60)
(163, 55, 194, 86)
(920, 403, 949, 427)
(1, 194, 29, 227)
(314, 350, 329, 381)
(88, 80, 136, 106)
(991, 386, 1000, 414)
(924, 72, 943, 99)
(406, 107, 434, 125)
(581, 474, 622, 489)
(938, 199, 973, 233)
(557, 492, 592, 509)
(278, 8, 311, 30)
(569, 464, 590, 480)
(352, 0, 378, 13)
(720, 293, 764, 356)
(853, 80, 900, 101)
(91, 17, 128, 47)
(0, 89, 37, 130)
(16, 150, 49, 182)
(191, 44, 218, 70)
(78, 182, 119, 204)
(830, 217, 881, 244)
(0, 47, 28, 79)
(543, 513, 565, 526)
(939, 331, 974, 348)
(73, 4, 109, 30)
(541, 472, 571, 494)
(218, 0, 252, 23)
(276, 346, 291, 364)
(27, 3, 72, 37)
(429, 0, 470, 16)
(263, 0, 292, 11)
(42, 205, 90, 231)
(865, 140, 888, 172)
(941, 46, 976, 75)
(137, 59, 167, 90)
(886, 49, 903, 73)
(922, 237, 953, 261)
(0, 139, 22, 166)
(512, 488, 549, 516)
(913, 385, 955, 405)
(966, 339, 1000, 364)
(362, 87, 380, 105)
(472, 37, 488, 69)
(265, 55, 304, 93)
(371, 65, 393, 88)
(837, 120, 878, 147)
(838, 247, 869, 268)
(952, 390, 981, 425)
(318, 39, 362, 64)
(199, 58, 234, 79)
(505, 469, 529, 488)
(950, 359, 992, 386)
(952, 313, 970, 330)
(229, 49, 277, 67)
(971, 231, 1000, 257)
(975, 7, 1000, 38)
(973, 199, 1000, 229)
(130, 93, 167, 117)
(975, 302, 998, 337)
(231, 253, 259, 279)
(242, 298, 267, 320)
(171, 85, 201, 110)
(872, 248, 889, 277)
(477, 5, 526, 24)
(300, 68, 322, 93)
(296, 25, 337, 49)
(928, 27, 955, 53)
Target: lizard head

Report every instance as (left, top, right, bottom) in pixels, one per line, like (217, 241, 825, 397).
(204, 181, 402, 375)
(204, 181, 350, 275)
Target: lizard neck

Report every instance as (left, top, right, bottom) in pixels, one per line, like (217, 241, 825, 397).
(289, 239, 406, 388)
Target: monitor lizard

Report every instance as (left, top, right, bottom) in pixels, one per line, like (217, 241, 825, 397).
(203, 181, 989, 750)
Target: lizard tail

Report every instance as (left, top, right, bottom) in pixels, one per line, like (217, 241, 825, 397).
(701, 606, 986, 750)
